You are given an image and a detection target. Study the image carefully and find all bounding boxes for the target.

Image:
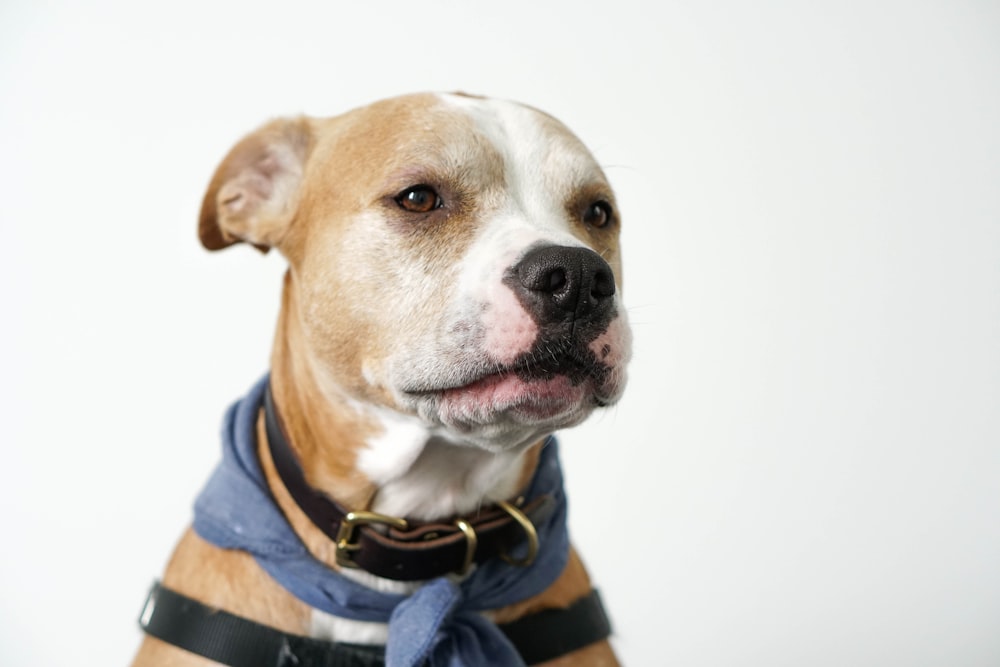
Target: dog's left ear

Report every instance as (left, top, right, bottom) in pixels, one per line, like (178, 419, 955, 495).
(198, 117, 314, 252)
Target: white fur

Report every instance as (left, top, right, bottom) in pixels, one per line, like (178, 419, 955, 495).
(309, 570, 416, 645)
(357, 401, 530, 521)
(310, 610, 391, 645)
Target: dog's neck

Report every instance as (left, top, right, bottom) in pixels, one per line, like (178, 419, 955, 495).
(269, 277, 541, 522)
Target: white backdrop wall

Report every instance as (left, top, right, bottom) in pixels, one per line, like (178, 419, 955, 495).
(1, 1, 998, 665)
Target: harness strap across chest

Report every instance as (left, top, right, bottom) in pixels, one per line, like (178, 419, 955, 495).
(140, 582, 612, 666)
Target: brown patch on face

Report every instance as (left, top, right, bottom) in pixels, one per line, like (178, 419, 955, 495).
(283, 95, 509, 404)
(268, 275, 381, 509)
(564, 180, 623, 283)
(242, 95, 516, 499)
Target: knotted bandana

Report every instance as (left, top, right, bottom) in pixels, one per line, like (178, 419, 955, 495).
(193, 376, 570, 666)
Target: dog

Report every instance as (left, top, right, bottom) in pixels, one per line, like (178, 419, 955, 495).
(132, 92, 631, 667)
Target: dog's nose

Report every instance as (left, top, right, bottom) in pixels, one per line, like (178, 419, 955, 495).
(514, 245, 616, 321)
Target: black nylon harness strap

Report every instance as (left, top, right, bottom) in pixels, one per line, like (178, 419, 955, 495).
(496, 588, 612, 665)
(139, 581, 612, 666)
(140, 582, 383, 667)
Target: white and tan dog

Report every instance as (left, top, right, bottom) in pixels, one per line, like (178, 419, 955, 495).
(133, 92, 630, 666)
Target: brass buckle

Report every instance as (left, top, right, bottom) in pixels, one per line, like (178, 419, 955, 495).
(335, 510, 408, 569)
(497, 500, 539, 567)
(453, 518, 478, 576)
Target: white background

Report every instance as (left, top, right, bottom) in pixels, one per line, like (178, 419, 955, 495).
(1, 1, 998, 665)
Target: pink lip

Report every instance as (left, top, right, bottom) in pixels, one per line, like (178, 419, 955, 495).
(439, 371, 586, 421)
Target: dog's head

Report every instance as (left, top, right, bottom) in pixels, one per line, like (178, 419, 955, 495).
(199, 93, 631, 452)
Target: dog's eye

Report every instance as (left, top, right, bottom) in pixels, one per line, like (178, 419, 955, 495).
(395, 185, 442, 214)
(583, 200, 613, 228)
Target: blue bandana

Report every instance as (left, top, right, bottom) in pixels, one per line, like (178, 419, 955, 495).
(192, 376, 570, 667)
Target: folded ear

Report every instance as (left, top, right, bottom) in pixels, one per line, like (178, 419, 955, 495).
(198, 117, 313, 251)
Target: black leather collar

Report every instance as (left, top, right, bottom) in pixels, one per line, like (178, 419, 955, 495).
(263, 384, 555, 581)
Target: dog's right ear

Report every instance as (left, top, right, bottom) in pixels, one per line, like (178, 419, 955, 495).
(198, 117, 314, 252)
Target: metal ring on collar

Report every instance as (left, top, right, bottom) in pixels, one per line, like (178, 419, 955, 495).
(497, 500, 539, 567)
(453, 518, 478, 575)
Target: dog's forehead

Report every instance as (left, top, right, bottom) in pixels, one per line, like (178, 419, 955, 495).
(311, 93, 606, 193)
(438, 93, 606, 187)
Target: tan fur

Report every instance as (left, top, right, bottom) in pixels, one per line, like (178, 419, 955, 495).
(134, 93, 621, 665)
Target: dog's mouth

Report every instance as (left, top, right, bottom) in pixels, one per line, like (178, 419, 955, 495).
(404, 342, 616, 432)
(489, 346, 611, 404)
(418, 341, 608, 394)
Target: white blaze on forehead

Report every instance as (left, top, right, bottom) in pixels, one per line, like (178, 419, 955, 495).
(441, 94, 608, 364)
(439, 93, 602, 240)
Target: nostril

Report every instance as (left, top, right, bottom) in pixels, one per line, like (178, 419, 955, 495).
(547, 268, 566, 292)
(592, 269, 615, 298)
(517, 253, 570, 294)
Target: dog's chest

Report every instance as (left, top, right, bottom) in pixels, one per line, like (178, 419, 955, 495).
(310, 611, 390, 645)
(307, 569, 420, 644)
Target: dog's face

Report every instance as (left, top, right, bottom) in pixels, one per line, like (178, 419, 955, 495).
(201, 93, 630, 452)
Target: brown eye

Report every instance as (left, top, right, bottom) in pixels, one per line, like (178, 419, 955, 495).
(396, 185, 442, 213)
(583, 200, 613, 228)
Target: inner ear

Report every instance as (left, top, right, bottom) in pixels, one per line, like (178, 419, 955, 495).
(199, 117, 314, 251)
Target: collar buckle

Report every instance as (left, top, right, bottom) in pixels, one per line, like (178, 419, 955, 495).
(335, 511, 409, 569)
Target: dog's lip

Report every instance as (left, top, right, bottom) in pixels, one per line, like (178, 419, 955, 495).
(438, 369, 587, 416)
(403, 368, 523, 396)
(400, 350, 622, 429)
(445, 367, 533, 394)
(406, 351, 597, 395)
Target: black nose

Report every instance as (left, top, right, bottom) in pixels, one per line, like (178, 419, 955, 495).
(513, 245, 616, 322)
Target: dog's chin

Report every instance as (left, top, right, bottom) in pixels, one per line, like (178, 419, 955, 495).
(404, 371, 608, 452)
